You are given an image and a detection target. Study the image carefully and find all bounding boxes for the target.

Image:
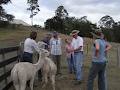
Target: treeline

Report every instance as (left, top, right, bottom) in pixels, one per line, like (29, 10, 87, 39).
(44, 6, 120, 43)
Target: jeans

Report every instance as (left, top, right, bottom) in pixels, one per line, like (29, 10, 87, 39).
(87, 62, 106, 90)
(74, 52, 84, 81)
(67, 54, 75, 73)
(22, 52, 33, 63)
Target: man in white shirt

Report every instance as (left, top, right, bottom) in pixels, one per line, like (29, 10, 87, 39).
(50, 31, 62, 75)
(22, 31, 40, 63)
(71, 30, 84, 85)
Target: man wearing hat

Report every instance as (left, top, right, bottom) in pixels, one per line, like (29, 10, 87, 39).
(71, 30, 84, 84)
(87, 30, 111, 90)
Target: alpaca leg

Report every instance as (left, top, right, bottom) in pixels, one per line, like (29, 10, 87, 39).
(14, 83, 20, 90)
(30, 77, 34, 90)
(42, 73, 48, 88)
(20, 80, 26, 90)
(50, 75, 55, 90)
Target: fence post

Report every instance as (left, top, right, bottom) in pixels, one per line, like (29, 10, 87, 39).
(19, 41, 24, 62)
(117, 47, 120, 67)
(86, 44, 89, 55)
(2, 50, 8, 86)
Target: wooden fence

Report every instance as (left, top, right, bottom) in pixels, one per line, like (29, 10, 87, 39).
(0, 46, 20, 90)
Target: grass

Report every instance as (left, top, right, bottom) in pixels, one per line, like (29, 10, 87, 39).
(0, 27, 120, 90)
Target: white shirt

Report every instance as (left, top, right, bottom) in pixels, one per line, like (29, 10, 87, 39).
(24, 38, 39, 53)
(71, 36, 84, 51)
(50, 38, 62, 55)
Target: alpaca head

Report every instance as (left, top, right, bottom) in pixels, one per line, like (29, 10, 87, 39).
(39, 48, 50, 58)
(37, 41, 47, 49)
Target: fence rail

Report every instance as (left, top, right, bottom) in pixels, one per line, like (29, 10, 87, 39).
(0, 46, 19, 90)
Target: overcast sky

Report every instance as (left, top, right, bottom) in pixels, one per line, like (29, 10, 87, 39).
(3, 0, 120, 26)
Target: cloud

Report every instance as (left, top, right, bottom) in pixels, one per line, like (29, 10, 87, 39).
(3, 0, 120, 26)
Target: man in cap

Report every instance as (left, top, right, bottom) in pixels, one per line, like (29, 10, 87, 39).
(70, 30, 84, 84)
(50, 31, 62, 75)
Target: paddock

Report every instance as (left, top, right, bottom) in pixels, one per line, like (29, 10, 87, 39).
(0, 41, 120, 90)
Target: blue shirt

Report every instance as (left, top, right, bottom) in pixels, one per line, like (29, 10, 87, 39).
(92, 39, 107, 63)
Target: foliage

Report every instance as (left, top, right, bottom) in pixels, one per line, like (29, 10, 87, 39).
(45, 5, 120, 43)
(98, 15, 115, 29)
(27, 0, 40, 26)
(55, 5, 68, 19)
(0, 0, 14, 22)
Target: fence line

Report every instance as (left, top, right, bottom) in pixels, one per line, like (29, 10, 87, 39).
(0, 46, 19, 90)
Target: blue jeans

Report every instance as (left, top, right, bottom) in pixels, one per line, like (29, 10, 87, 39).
(87, 62, 106, 90)
(67, 54, 75, 73)
(22, 52, 33, 63)
(74, 52, 84, 81)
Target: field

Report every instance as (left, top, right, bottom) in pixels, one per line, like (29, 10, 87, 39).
(0, 27, 120, 90)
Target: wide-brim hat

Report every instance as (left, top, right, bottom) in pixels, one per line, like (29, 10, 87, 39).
(90, 28, 103, 38)
(70, 30, 80, 36)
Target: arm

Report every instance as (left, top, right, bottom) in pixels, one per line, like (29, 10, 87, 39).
(49, 39, 52, 50)
(32, 40, 40, 53)
(95, 40, 100, 57)
(105, 43, 112, 51)
(66, 46, 73, 53)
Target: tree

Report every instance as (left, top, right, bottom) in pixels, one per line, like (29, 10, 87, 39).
(55, 5, 68, 19)
(0, 0, 11, 4)
(98, 15, 115, 29)
(0, 0, 14, 21)
(27, 0, 40, 26)
(98, 15, 116, 41)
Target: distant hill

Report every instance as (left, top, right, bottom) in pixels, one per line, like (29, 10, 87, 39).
(10, 19, 30, 26)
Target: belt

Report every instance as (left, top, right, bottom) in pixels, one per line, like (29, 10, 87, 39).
(74, 51, 83, 53)
(24, 52, 33, 55)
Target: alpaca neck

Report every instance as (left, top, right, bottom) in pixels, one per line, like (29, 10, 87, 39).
(34, 54, 45, 71)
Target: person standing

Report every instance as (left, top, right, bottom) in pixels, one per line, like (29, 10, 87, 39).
(22, 31, 40, 63)
(42, 33, 52, 50)
(65, 38, 75, 74)
(71, 30, 84, 84)
(50, 31, 62, 75)
(87, 30, 111, 90)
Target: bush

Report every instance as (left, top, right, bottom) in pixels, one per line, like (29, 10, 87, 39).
(0, 21, 9, 27)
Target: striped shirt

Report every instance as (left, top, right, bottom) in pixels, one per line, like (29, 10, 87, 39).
(50, 38, 62, 55)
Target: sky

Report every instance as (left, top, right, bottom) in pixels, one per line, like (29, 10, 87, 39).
(3, 0, 120, 26)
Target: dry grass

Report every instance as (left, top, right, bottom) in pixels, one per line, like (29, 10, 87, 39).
(0, 28, 120, 90)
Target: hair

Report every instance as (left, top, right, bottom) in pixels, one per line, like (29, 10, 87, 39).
(30, 31, 37, 40)
(65, 38, 68, 43)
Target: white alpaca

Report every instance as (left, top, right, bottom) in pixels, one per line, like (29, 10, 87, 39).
(41, 54, 57, 90)
(38, 41, 57, 90)
(11, 49, 49, 90)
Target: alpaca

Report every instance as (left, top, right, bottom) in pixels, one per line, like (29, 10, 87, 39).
(37, 41, 57, 90)
(11, 49, 49, 90)
(41, 55, 57, 90)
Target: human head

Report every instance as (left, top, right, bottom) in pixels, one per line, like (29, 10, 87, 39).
(46, 33, 52, 39)
(91, 28, 105, 39)
(65, 38, 71, 44)
(70, 30, 79, 39)
(30, 31, 37, 40)
(53, 31, 58, 39)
